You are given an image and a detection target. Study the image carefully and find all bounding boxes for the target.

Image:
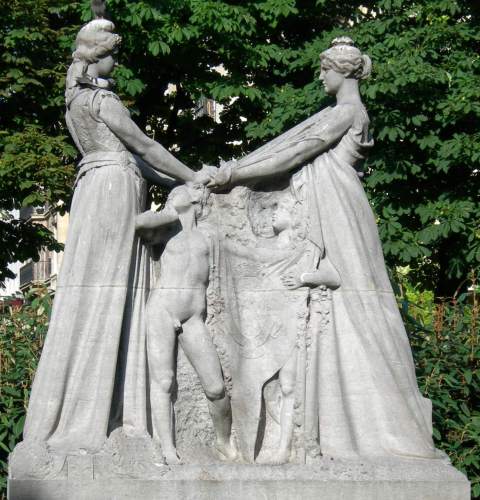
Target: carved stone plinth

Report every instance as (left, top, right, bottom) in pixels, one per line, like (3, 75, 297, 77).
(8, 458, 469, 500)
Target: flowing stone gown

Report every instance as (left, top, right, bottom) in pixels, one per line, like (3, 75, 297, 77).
(231, 102, 440, 459)
(23, 88, 150, 454)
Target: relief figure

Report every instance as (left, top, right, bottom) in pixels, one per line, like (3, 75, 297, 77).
(136, 184, 237, 464)
(210, 37, 441, 460)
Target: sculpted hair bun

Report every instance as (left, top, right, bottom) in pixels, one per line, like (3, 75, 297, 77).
(331, 36, 356, 47)
(320, 37, 372, 81)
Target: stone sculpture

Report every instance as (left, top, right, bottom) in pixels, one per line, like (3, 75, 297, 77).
(201, 35, 441, 462)
(136, 183, 237, 464)
(9, 12, 212, 473)
(8, 3, 470, 499)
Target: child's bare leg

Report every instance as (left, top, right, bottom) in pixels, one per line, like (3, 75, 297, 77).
(179, 316, 237, 460)
(273, 350, 297, 464)
(147, 297, 181, 464)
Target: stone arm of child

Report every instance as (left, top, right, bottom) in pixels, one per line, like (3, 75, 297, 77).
(281, 256, 341, 290)
(135, 206, 179, 245)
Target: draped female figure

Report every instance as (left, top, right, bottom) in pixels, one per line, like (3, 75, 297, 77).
(21, 17, 208, 456)
(211, 37, 440, 459)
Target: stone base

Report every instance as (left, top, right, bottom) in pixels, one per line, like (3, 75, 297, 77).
(8, 458, 470, 500)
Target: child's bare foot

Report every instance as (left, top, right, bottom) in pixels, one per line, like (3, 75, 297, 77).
(163, 447, 182, 465)
(269, 448, 290, 465)
(257, 448, 290, 465)
(215, 440, 238, 461)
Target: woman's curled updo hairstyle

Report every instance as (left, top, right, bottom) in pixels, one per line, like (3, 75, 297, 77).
(73, 18, 122, 64)
(320, 36, 372, 80)
(66, 19, 122, 102)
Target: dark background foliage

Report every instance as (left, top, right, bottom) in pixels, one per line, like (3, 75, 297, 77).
(1, 0, 479, 295)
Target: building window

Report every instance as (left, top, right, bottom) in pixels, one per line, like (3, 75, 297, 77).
(195, 96, 217, 120)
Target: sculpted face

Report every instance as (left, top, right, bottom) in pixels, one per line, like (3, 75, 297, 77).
(170, 187, 192, 213)
(96, 54, 116, 77)
(187, 183, 207, 205)
(319, 65, 345, 96)
(272, 200, 293, 233)
(170, 184, 206, 214)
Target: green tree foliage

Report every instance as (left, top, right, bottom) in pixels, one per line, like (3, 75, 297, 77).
(0, 1, 78, 282)
(1, 0, 479, 295)
(358, 1, 480, 298)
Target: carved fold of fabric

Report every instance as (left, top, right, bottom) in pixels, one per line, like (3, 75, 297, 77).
(212, 237, 319, 462)
(74, 151, 142, 188)
(296, 148, 439, 459)
(235, 107, 334, 169)
(23, 162, 149, 454)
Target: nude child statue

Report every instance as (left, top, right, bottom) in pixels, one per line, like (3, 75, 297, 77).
(136, 183, 237, 464)
(272, 195, 340, 464)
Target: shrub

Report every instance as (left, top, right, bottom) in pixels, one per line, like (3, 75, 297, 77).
(0, 288, 50, 494)
(399, 277, 480, 497)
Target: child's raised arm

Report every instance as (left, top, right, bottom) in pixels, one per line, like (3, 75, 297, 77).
(135, 206, 179, 244)
(136, 207, 178, 231)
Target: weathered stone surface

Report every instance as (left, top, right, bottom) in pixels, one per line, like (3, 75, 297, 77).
(8, 2, 470, 496)
(8, 459, 470, 500)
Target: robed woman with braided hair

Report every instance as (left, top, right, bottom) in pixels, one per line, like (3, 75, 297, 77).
(211, 37, 441, 460)
(20, 4, 211, 456)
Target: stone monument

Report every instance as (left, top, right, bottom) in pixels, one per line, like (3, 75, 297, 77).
(8, 2, 470, 499)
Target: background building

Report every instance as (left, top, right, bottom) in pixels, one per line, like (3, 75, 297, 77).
(18, 206, 69, 292)
(195, 96, 220, 122)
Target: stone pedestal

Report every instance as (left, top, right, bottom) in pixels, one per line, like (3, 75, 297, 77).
(9, 457, 469, 500)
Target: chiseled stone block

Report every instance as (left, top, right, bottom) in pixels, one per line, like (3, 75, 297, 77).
(9, 458, 470, 500)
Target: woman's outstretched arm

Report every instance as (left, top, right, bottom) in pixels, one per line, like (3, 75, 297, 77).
(214, 104, 355, 186)
(99, 94, 195, 182)
(135, 156, 178, 188)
